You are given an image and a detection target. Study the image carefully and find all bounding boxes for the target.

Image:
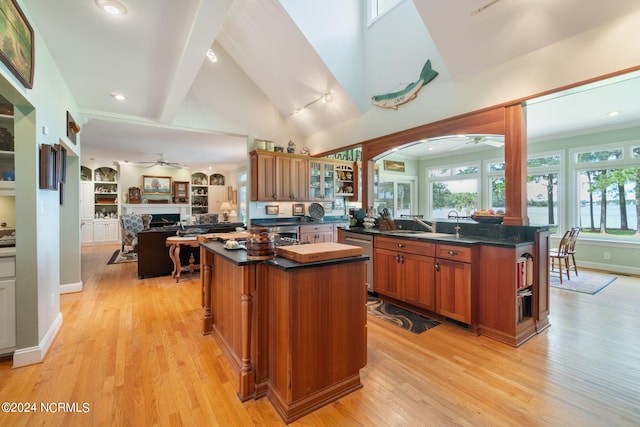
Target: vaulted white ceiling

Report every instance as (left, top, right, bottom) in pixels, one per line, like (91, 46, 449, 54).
(21, 0, 640, 170)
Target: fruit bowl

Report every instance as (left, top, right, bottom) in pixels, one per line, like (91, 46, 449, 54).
(471, 214, 505, 224)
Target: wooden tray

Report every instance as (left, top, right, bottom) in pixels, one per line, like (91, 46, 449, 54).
(276, 242, 362, 263)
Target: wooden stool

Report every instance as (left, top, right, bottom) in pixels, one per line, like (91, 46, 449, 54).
(166, 236, 200, 282)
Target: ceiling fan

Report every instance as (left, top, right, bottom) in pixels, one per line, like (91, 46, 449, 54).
(426, 134, 504, 152)
(471, 0, 502, 16)
(139, 153, 182, 169)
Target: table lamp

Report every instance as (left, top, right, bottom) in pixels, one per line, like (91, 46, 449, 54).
(220, 201, 232, 222)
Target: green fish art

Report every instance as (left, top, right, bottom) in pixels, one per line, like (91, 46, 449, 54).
(371, 60, 439, 110)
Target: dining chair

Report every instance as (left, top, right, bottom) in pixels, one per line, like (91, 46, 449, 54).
(567, 227, 580, 277)
(549, 229, 572, 283)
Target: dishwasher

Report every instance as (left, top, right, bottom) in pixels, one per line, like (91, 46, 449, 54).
(342, 231, 374, 293)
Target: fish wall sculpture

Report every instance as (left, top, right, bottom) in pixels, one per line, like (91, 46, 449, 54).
(371, 60, 439, 110)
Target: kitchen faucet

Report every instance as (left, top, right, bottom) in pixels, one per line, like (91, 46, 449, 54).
(448, 210, 461, 239)
(413, 217, 436, 233)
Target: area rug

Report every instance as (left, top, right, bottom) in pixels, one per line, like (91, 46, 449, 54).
(107, 250, 137, 265)
(366, 296, 440, 334)
(549, 270, 617, 295)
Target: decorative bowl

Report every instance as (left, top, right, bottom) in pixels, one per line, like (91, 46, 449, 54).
(471, 214, 504, 224)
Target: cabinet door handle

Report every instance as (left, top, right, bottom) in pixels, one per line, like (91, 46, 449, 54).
(435, 261, 439, 272)
(395, 254, 400, 263)
(448, 250, 458, 256)
(397, 243, 405, 248)
(400, 255, 405, 264)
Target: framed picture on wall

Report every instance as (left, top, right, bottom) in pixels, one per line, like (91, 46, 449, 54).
(292, 203, 305, 216)
(142, 175, 172, 194)
(266, 205, 279, 215)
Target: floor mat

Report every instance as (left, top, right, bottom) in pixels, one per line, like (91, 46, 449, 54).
(366, 296, 440, 334)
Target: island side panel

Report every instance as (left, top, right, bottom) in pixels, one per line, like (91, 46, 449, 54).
(266, 260, 367, 423)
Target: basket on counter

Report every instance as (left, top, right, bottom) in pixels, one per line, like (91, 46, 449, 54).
(471, 214, 505, 224)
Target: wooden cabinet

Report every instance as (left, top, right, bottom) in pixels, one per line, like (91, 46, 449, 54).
(299, 223, 334, 243)
(81, 181, 94, 220)
(278, 156, 308, 201)
(208, 185, 227, 214)
(435, 244, 476, 326)
(374, 236, 436, 310)
(251, 151, 308, 201)
(478, 230, 550, 347)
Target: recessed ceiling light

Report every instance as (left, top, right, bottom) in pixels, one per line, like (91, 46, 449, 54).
(110, 92, 126, 101)
(608, 111, 620, 116)
(96, 0, 127, 15)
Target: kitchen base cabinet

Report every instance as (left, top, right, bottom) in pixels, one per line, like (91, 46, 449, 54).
(299, 223, 334, 244)
(478, 230, 550, 347)
(374, 236, 436, 311)
(435, 244, 478, 329)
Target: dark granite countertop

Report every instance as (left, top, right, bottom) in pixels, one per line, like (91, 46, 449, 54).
(200, 240, 368, 269)
(340, 225, 548, 248)
(251, 216, 349, 227)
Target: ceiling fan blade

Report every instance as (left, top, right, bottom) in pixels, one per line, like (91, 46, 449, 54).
(481, 139, 504, 147)
(471, 0, 501, 16)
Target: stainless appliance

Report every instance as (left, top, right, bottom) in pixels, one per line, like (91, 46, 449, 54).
(342, 231, 374, 292)
(268, 225, 299, 240)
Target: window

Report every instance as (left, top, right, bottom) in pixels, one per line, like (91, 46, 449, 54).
(238, 173, 247, 224)
(574, 144, 639, 241)
(427, 163, 479, 218)
(367, 0, 404, 26)
(527, 155, 561, 227)
(375, 177, 415, 217)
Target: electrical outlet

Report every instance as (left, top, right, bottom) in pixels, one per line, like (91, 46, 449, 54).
(604, 252, 611, 260)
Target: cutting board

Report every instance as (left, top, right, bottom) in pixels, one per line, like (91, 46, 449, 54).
(276, 242, 362, 263)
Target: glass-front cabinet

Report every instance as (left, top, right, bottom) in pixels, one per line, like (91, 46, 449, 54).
(309, 160, 335, 200)
(191, 172, 209, 214)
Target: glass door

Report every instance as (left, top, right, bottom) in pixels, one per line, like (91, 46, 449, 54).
(374, 179, 415, 217)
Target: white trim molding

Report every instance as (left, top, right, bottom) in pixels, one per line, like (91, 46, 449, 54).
(12, 312, 63, 368)
(60, 280, 83, 294)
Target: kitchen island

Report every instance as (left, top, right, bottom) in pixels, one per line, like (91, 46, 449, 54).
(339, 220, 551, 347)
(199, 240, 368, 424)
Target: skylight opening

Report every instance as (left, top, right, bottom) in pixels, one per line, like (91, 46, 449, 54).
(367, 0, 404, 27)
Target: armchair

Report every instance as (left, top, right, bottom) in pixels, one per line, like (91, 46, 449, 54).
(120, 214, 153, 252)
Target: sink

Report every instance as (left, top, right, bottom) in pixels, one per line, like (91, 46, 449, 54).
(410, 232, 455, 239)
(387, 229, 422, 234)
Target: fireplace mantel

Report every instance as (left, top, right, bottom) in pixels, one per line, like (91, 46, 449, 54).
(122, 203, 190, 219)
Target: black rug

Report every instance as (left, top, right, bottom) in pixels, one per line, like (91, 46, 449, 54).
(107, 250, 137, 265)
(366, 296, 440, 334)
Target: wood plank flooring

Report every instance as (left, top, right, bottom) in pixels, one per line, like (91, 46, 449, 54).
(1, 244, 639, 426)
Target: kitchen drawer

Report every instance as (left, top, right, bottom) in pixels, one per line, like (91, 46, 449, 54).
(375, 236, 435, 256)
(0, 256, 15, 278)
(300, 224, 333, 233)
(436, 244, 472, 263)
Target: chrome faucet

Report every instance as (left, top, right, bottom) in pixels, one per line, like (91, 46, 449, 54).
(413, 217, 436, 233)
(448, 210, 460, 239)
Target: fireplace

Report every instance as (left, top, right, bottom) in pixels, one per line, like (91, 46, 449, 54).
(149, 213, 181, 227)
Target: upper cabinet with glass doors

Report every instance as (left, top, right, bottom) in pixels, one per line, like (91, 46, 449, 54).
(309, 159, 335, 200)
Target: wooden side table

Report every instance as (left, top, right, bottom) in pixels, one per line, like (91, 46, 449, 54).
(166, 236, 200, 282)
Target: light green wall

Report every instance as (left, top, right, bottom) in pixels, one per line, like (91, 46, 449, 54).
(0, 0, 82, 354)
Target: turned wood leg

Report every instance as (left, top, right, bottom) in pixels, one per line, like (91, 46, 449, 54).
(168, 242, 184, 282)
(202, 260, 213, 335)
(238, 292, 254, 401)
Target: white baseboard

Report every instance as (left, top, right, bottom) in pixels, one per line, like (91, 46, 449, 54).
(60, 280, 83, 294)
(12, 312, 63, 368)
(578, 261, 640, 276)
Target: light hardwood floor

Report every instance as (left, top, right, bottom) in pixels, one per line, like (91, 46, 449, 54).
(1, 244, 639, 426)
